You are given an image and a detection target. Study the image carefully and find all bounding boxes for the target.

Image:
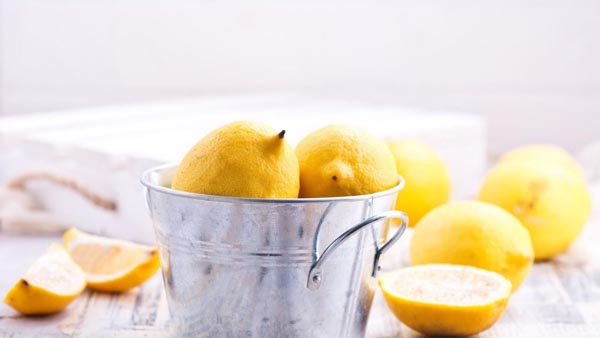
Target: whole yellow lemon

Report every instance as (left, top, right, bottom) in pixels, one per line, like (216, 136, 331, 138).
(410, 200, 534, 291)
(478, 160, 592, 260)
(296, 125, 398, 197)
(171, 121, 299, 198)
(387, 140, 451, 226)
(499, 144, 585, 180)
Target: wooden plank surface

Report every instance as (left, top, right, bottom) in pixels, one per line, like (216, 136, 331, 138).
(1, 185, 599, 338)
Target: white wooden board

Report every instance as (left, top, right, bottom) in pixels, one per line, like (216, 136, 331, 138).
(0, 95, 486, 243)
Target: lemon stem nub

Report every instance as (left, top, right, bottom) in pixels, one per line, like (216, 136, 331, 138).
(278, 130, 286, 139)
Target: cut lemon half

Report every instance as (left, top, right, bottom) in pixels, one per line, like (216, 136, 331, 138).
(379, 264, 512, 337)
(63, 228, 160, 292)
(4, 243, 86, 315)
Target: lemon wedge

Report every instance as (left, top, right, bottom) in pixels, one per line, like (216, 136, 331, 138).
(379, 264, 512, 336)
(63, 228, 160, 292)
(4, 243, 86, 315)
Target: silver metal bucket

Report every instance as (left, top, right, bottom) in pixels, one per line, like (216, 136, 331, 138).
(141, 164, 408, 338)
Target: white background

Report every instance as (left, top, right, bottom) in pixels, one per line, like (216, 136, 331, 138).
(1, 0, 599, 154)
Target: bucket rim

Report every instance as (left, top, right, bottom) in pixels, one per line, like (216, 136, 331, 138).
(141, 163, 404, 204)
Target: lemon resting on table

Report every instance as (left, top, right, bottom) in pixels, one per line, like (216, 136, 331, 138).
(295, 124, 398, 197)
(4, 243, 86, 315)
(379, 264, 512, 336)
(171, 120, 300, 198)
(410, 200, 534, 291)
(479, 148, 591, 260)
(386, 140, 451, 226)
(498, 144, 586, 181)
(63, 228, 160, 293)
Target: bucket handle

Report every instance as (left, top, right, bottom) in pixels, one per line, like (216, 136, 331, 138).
(307, 210, 408, 290)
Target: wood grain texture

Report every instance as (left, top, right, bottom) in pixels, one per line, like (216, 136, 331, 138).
(1, 186, 599, 338)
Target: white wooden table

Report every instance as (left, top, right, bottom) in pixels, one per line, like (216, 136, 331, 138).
(1, 185, 599, 338)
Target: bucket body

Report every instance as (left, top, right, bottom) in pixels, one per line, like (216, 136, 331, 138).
(142, 165, 407, 338)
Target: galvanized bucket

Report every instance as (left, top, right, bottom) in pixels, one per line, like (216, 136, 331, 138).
(141, 164, 408, 338)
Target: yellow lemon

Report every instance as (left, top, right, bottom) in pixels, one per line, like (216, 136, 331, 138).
(296, 125, 398, 197)
(478, 160, 592, 260)
(379, 264, 511, 337)
(4, 243, 86, 315)
(63, 228, 160, 292)
(499, 144, 585, 180)
(386, 140, 451, 226)
(410, 201, 533, 291)
(172, 121, 299, 198)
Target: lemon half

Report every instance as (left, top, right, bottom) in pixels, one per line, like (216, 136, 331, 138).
(379, 264, 512, 336)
